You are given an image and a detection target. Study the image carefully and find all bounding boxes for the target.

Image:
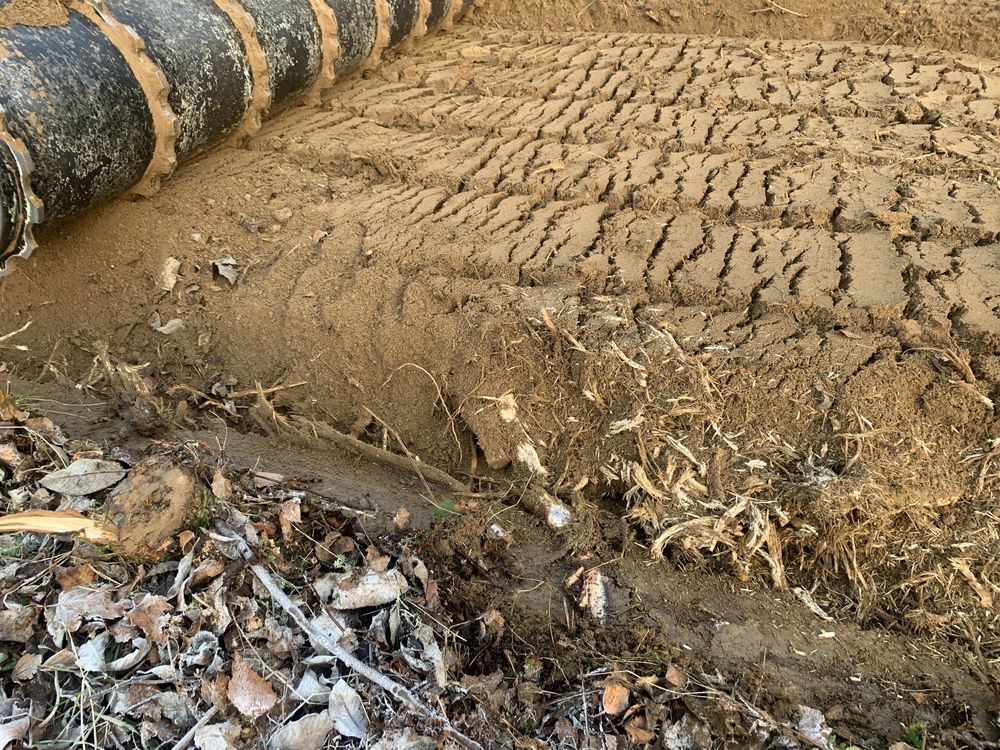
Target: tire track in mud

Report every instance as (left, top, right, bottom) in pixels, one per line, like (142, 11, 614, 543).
(265, 30, 1000, 339)
(469, 0, 1000, 62)
(4, 28, 1000, 431)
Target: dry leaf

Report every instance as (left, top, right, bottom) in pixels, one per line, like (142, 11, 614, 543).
(662, 714, 713, 747)
(39, 459, 125, 496)
(328, 680, 368, 740)
(53, 586, 127, 633)
(126, 594, 172, 645)
(159, 257, 181, 291)
(624, 717, 655, 744)
(420, 626, 447, 687)
(195, 721, 240, 750)
(401, 625, 447, 688)
(211, 468, 232, 501)
(393, 507, 412, 532)
(24, 416, 66, 445)
(0, 606, 36, 643)
(42, 650, 76, 669)
(0, 510, 117, 545)
(268, 712, 335, 750)
(56, 565, 96, 590)
(308, 611, 355, 655)
(278, 499, 301, 541)
(665, 664, 688, 688)
(228, 655, 278, 718)
(0, 444, 22, 469)
(293, 670, 330, 705)
(179, 529, 196, 553)
(481, 609, 505, 640)
(0, 716, 29, 750)
(150, 313, 184, 335)
(77, 632, 111, 672)
(602, 680, 630, 717)
(11, 653, 40, 682)
(315, 569, 407, 609)
(190, 558, 226, 588)
(797, 705, 833, 747)
(0, 391, 28, 422)
(183, 631, 221, 669)
(78, 632, 149, 673)
(212, 257, 239, 285)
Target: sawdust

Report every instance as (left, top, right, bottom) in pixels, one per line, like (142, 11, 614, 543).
(0, 0, 69, 28)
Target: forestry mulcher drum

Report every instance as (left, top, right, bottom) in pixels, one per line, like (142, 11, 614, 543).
(0, 0, 476, 271)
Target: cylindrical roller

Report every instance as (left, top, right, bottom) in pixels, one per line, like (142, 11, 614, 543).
(387, 0, 419, 48)
(0, 0, 479, 272)
(326, 0, 379, 77)
(102, 0, 253, 160)
(240, 0, 325, 113)
(0, 10, 157, 220)
(426, 0, 452, 32)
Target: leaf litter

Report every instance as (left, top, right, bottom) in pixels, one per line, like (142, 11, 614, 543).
(0, 393, 992, 749)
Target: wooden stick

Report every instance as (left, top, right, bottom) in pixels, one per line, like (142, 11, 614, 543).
(215, 526, 484, 750)
(168, 705, 219, 750)
(764, 0, 807, 17)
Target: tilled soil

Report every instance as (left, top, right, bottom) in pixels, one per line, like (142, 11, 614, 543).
(470, 0, 1000, 60)
(0, 1, 999, 746)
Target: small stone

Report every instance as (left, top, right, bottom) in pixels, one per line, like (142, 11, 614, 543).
(272, 207, 294, 224)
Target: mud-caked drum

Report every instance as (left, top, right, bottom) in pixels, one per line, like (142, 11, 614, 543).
(0, 13, 156, 226)
(0, 0, 478, 273)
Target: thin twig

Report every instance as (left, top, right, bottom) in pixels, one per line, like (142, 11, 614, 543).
(364, 407, 469, 494)
(0, 320, 31, 343)
(763, 0, 807, 16)
(383, 363, 462, 454)
(217, 526, 485, 750)
(228, 380, 307, 399)
(250, 386, 470, 493)
(169, 705, 219, 750)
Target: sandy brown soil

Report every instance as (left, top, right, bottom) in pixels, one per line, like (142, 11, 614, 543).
(0, 1, 999, 746)
(471, 0, 1000, 60)
(0, 0, 68, 29)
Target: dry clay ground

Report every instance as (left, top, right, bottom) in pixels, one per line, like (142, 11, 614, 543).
(0, 0, 999, 747)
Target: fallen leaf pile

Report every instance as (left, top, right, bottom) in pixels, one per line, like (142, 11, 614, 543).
(0, 391, 882, 749)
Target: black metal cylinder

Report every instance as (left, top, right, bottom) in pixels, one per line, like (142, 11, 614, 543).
(387, 0, 420, 48)
(103, 0, 254, 161)
(326, 0, 379, 77)
(0, 0, 478, 272)
(427, 0, 453, 33)
(0, 10, 156, 220)
(240, 0, 325, 113)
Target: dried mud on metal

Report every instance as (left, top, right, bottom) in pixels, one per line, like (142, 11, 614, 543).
(0, 1, 998, 749)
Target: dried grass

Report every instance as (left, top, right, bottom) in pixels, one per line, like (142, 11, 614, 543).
(497, 297, 1000, 658)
